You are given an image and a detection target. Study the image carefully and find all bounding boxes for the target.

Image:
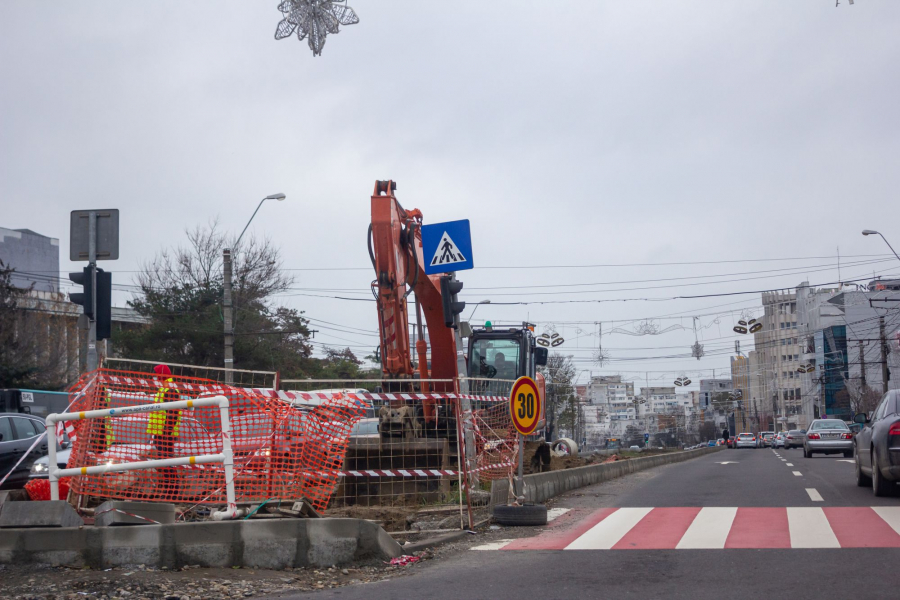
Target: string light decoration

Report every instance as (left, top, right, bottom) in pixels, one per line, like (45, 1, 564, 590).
(275, 0, 359, 56)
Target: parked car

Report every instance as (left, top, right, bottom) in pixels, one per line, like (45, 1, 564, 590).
(0, 412, 49, 489)
(716, 438, 725, 446)
(773, 433, 786, 448)
(803, 419, 853, 458)
(784, 429, 806, 449)
(707, 440, 716, 447)
(735, 433, 757, 449)
(854, 390, 900, 496)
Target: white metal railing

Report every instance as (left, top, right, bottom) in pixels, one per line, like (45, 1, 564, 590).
(45, 395, 243, 520)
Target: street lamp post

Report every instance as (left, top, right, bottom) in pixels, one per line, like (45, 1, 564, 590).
(224, 193, 286, 384)
(862, 230, 900, 263)
(466, 299, 491, 322)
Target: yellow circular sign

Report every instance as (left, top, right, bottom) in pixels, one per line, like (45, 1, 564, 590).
(509, 376, 542, 436)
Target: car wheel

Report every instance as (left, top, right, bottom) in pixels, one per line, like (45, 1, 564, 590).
(493, 504, 548, 526)
(856, 452, 871, 487)
(873, 450, 889, 497)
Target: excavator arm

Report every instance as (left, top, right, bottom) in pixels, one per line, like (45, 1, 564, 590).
(369, 181, 457, 396)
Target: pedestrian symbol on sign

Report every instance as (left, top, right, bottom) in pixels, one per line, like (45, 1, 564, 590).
(421, 219, 474, 275)
(430, 231, 467, 267)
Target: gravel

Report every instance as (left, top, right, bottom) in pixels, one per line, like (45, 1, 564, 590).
(0, 554, 435, 600)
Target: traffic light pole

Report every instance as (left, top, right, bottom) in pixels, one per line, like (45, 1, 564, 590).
(86, 211, 98, 372)
(448, 272, 478, 491)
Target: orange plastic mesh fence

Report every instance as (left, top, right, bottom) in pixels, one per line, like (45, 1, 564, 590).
(63, 369, 362, 512)
(469, 399, 518, 481)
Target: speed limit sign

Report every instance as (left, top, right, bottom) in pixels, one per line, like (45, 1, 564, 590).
(509, 376, 542, 436)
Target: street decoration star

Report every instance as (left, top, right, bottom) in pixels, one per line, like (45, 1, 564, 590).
(274, 0, 359, 56)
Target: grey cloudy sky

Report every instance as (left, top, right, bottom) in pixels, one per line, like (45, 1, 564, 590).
(2, 1, 898, 389)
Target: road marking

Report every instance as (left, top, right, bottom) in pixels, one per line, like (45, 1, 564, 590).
(872, 506, 900, 536)
(793, 471, 802, 476)
(836, 459, 855, 463)
(566, 507, 653, 550)
(676, 507, 738, 549)
(781, 459, 787, 462)
(472, 539, 514, 551)
(547, 507, 570, 522)
(805, 488, 824, 502)
(488, 507, 900, 550)
(715, 461, 739, 465)
(826, 507, 900, 548)
(787, 507, 840, 548)
(786, 463, 794, 466)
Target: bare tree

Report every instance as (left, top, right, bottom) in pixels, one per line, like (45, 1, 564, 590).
(539, 353, 579, 441)
(0, 260, 78, 389)
(842, 376, 882, 417)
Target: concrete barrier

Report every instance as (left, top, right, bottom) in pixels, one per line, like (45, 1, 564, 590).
(492, 446, 723, 505)
(0, 517, 402, 569)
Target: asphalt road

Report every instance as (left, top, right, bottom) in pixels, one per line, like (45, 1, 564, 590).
(277, 448, 900, 600)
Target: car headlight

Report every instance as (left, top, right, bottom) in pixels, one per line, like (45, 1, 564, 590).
(30, 462, 49, 474)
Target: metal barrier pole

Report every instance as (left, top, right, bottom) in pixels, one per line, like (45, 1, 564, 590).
(46, 421, 60, 501)
(212, 397, 238, 520)
(46, 396, 239, 515)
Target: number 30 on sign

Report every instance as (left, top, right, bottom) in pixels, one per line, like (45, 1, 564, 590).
(509, 376, 542, 436)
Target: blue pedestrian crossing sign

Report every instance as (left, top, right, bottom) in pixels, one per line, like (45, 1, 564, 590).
(421, 219, 474, 275)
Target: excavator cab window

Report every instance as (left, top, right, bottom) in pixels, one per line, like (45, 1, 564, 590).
(468, 338, 520, 381)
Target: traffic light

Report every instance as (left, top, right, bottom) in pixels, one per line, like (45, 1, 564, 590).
(439, 275, 465, 328)
(68, 265, 94, 318)
(95, 269, 112, 340)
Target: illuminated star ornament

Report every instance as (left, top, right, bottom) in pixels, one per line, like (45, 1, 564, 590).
(275, 0, 359, 56)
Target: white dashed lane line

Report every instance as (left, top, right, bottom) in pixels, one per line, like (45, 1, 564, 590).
(793, 471, 802, 477)
(786, 463, 794, 466)
(806, 488, 824, 502)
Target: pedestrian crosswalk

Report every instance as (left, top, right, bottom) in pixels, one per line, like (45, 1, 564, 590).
(474, 506, 900, 550)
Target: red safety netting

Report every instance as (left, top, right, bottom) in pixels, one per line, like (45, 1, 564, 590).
(62, 369, 363, 512)
(470, 401, 518, 481)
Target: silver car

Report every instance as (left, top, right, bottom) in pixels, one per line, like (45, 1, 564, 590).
(784, 429, 806, 449)
(734, 432, 757, 448)
(803, 419, 854, 458)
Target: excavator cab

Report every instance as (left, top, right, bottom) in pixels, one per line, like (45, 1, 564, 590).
(466, 325, 548, 397)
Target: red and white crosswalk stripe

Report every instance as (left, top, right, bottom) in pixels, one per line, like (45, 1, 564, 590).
(486, 507, 900, 550)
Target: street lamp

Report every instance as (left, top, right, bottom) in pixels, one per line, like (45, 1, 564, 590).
(862, 230, 900, 263)
(466, 299, 491, 322)
(224, 193, 287, 383)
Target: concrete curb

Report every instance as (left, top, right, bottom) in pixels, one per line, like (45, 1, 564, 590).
(492, 446, 724, 505)
(0, 517, 403, 569)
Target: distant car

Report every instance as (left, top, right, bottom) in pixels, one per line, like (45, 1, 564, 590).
(803, 419, 853, 458)
(735, 433, 756, 449)
(707, 440, 716, 447)
(758, 432, 775, 448)
(0, 413, 49, 489)
(784, 430, 803, 449)
(773, 433, 786, 448)
(854, 390, 900, 496)
(716, 438, 726, 446)
(628, 445, 641, 451)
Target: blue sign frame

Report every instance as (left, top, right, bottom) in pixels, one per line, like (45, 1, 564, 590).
(421, 219, 474, 275)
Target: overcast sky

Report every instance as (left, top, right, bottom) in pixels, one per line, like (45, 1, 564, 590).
(2, 1, 898, 390)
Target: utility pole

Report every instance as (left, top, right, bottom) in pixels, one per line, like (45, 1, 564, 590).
(859, 341, 867, 391)
(223, 248, 234, 385)
(880, 316, 890, 393)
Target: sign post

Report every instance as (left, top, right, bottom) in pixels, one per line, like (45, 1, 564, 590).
(69, 209, 119, 371)
(509, 376, 542, 500)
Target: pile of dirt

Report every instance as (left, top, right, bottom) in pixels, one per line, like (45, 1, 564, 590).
(520, 441, 601, 474)
(326, 506, 412, 532)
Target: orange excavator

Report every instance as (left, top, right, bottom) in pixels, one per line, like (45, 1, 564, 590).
(368, 180, 547, 436)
